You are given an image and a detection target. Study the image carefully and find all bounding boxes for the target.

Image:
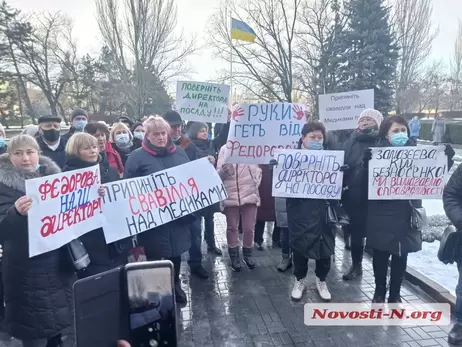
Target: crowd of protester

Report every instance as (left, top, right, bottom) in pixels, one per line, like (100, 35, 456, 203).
(0, 107, 461, 346)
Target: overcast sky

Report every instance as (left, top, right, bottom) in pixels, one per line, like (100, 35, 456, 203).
(7, 0, 462, 83)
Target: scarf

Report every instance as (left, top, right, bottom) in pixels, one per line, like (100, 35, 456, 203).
(141, 137, 176, 157)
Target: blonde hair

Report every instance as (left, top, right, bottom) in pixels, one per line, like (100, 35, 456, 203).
(65, 133, 98, 157)
(110, 122, 132, 142)
(7, 135, 39, 154)
(143, 116, 170, 134)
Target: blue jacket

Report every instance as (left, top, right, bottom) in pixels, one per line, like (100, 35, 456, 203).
(409, 119, 421, 137)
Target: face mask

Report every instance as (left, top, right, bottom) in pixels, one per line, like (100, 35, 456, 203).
(134, 131, 145, 140)
(390, 132, 409, 146)
(74, 120, 87, 131)
(0, 137, 5, 148)
(115, 133, 130, 145)
(359, 126, 377, 134)
(20, 163, 40, 172)
(305, 140, 324, 150)
(42, 129, 60, 143)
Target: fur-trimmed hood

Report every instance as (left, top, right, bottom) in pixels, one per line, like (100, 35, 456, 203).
(0, 154, 61, 193)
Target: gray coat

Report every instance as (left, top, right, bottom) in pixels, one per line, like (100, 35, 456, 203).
(124, 144, 193, 259)
(275, 198, 288, 228)
(432, 118, 446, 143)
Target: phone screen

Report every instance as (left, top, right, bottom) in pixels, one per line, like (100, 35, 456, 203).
(127, 266, 177, 346)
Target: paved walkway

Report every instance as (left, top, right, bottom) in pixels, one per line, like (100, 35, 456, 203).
(0, 215, 453, 347)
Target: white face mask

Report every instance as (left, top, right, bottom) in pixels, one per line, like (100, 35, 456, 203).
(115, 133, 130, 145)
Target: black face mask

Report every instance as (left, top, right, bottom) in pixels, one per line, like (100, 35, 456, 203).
(42, 129, 60, 143)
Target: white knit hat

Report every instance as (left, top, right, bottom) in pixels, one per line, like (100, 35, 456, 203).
(358, 109, 384, 127)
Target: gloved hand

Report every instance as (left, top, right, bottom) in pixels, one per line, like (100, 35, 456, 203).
(445, 144, 455, 160)
(363, 148, 372, 163)
(339, 164, 350, 172)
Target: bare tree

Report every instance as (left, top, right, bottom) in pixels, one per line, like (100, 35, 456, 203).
(448, 19, 462, 111)
(15, 12, 77, 117)
(393, 0, 438, 113)
(209, 0, 301, 102)
(418, 61, 449, 115)
(95, 0, 196, 118)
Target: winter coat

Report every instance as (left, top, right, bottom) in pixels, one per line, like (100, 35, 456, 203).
(105, 141, 124, 176)
(191, 139, 215, 159)
(432, 118, 446, 143)
(0, 154, 75, 340)
(36, 135, 67, 169)
(365, 137, 422, 256)
(0, 145, 6, 155)
(61, 127, 77, 144)
(443, 164, 462, 231)
(216, 145, 262, 208)
(123, 141, 192, 259)
(286, 143, 336, 260)
(63, 154, 127, 277)
(111, 142, 136, 166)
(274, 197, 288, 228)
(256, 165, 275, 221)
(409, 119, 421, 138)
(341, 131, 378, 236)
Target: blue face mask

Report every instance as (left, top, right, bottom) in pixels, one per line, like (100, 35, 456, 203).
(0, 137, 5, 148)
(305, 140, 324, 150)
(74, 120, 87, 131)
(390, 132, 409, 146)
(115, 133, 130, 145)
(22, 163, 40, 172)
(134, 131, 145, 140)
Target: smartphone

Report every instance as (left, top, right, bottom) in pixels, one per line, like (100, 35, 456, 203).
(124, 260, 178, 347)
(74, 266, 123, 347)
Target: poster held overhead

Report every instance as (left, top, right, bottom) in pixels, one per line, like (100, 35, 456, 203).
(319, 89, 374, 131)
(176, 81, 230, 123)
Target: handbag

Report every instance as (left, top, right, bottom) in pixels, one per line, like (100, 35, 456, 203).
(409, 201, 429, 230)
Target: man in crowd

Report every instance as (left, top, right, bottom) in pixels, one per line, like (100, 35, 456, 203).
(36, 115, 67, 169)
(62, 108, 89, 143)
(163, 111, 208, 279)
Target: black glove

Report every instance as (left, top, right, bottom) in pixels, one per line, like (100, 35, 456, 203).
(445, 144, 455, 160)
(269, 159, 277, 166)
(363, 148, 372, 163)
(339, 164, 350, 172)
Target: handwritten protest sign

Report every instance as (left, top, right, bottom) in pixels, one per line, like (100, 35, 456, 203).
(101, 158, 227, 243)
(224, 103, 307, 164)
(25, 165, 103, 257)
(176, 81, 230, 123)
(319, 89, 374, 131)
(272, 149, 344, 199)
(368, 146, 447, 200)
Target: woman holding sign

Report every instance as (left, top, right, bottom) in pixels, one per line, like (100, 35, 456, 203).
(0, 135, 75, 347)
(364, 115, 454, 303)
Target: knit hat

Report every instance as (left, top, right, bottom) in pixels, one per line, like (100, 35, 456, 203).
(130, 122, 143, 133)
(162, 110, 182, 126)
(70, 108, 88, 121)
(187, 122, 208, 139)
(358, 109, 384, 127)
(21, 124, 39, 137)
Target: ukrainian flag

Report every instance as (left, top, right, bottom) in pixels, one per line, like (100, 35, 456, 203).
(231, 18, 257, 43)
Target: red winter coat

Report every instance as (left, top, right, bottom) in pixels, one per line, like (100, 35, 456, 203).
(105, 142, 124, 176)
(257, 165, 275, 221)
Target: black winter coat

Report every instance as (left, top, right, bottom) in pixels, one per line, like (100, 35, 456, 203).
(0, 145, 7, 155)
(191, 139, 215, 159)
(341, 131, 378, 234)
(36, 135, 67, 169)
(365, 137, 422, 256)
(0, 154, 75, 340)
(63, 154, 127, 277)
(124, 142, 192, 259)
(443, 162, 462, 230)
(286, 144, 336, 259)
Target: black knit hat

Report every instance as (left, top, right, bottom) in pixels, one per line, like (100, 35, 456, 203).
(38, 115, 61, 124)
(70, 108, 88, 121)
(162, 110, 182, 126)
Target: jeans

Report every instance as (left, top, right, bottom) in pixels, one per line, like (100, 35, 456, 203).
(188, 218, 203, 267)
(280, 227, 290, 255)
(224, 205, 258, 248)
(203, 212, 216, 248)
(456, 262, 462, 323)
(292, 249, 331, 281)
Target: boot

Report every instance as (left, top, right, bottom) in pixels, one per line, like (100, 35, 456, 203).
(243, 247, 255, 269)
(372, 284, 386, 303)
(448, 323, 462, 345)
(388, 259, 405, 303)
(277, 254, 292, 272)
(228, 247, 241, 272)
(342, 245, 363, 280)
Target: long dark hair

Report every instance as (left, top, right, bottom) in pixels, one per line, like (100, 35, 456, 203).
(378, 115, 410, 138)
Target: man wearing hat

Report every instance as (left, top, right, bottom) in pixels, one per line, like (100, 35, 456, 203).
(62, 108, 89, 143)
(37, 115, 67, 169)
(162, 111, 209, 279)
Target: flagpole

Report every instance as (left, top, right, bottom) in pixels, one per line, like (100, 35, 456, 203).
(229, 7, 233, 104)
